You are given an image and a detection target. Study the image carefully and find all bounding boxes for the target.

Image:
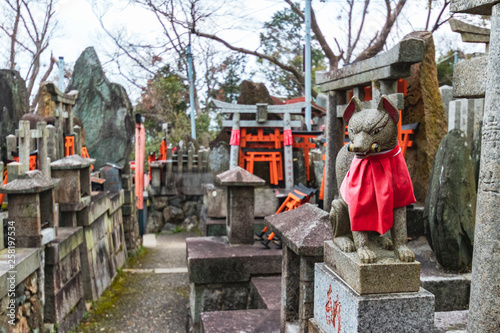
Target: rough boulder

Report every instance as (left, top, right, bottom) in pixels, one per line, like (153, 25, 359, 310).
(0, 70, 28, 161)
(66, 47, 134, 168)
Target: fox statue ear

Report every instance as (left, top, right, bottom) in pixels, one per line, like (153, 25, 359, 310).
(344, 96, 363, 124)
(377, 95, 399, 124)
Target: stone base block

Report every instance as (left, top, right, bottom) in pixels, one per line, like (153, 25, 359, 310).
(313, 263, 434, 333)
(201, 309, 280, 333)
(324, 240, 420, 294)
(187, 236, 282, 284)
(204, 218, 266, 237)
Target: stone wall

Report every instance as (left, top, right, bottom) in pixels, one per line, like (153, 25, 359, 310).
(79, 190, 128, 301)
(0, 249, 42, 333)
(44, 227, 85, 333)
(147, 194, 203, 234)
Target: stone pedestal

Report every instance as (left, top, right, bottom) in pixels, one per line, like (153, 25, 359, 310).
(187, 236, 282, 332)
(324, 241, 420, 295)
(310, 263, 434, 333)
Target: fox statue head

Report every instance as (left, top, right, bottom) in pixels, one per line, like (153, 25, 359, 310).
(344, 95, 399, 157)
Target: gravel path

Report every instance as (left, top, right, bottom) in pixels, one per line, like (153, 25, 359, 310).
(71, 232, 196, 333)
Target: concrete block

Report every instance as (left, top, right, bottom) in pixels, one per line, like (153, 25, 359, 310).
(187, 236, 282, 284)
(451, 0, 500, 15)
(249, 276, 281, 310)
(265, 204, 332, 256)
(452, 56, 487, 98)
(324, 241, 420, 294)
(313, 263, 435, 333)
(201, 310, 280, 333)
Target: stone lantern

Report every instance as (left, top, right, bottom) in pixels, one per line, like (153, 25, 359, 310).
(216, 166, 265, 245)
(0, 170, 60, 247)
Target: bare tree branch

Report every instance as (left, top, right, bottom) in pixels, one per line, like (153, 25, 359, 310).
(284, 0, 341, 70)
(431, 1, 453, 33)
(354, 0, 407, 62)
(31, 52, 57, 110)
(346, 0, 370, 64)
(193, 29, 317, 98)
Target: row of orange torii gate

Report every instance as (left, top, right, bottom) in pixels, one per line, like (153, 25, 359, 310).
(141, 86, 416, 218)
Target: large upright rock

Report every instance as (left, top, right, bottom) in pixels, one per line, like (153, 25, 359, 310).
(66, 47, 134, 168)
(403, 32, 448, 202)
(424, 129, 476, 271)
(237, 80, 274, 105)
(0, 70, 28, 161)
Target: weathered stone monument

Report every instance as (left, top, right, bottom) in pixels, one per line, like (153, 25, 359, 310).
(403, 32, 448, 202)
(187, 167, 281, 332)
(424, 129, 476, 271)
(450, 1, 500, 331)
(217, 166, 265, 244)
(66, 47, 135, 168)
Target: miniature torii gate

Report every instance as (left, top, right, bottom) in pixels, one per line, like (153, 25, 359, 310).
(213, 99, 306, 190)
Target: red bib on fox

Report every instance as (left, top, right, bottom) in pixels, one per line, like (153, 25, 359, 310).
(340, 144, 416, 234)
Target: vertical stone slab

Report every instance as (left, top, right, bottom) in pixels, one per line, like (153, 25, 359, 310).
(177, 148, 184, 174)
(468, 4, 500, 332)
(198, 148, 205, 172)
(281, 246, 300, 332)
(74, 125, 82, 156)
(17, 120, 31, 173)
(188, 147, 194, 172)
(6, 134, 16, 160)
(7, 162, 22, 183)
(227, 187, 254, 244)
(460, 99, 475, 147)
(299, 256, 317, 333)
(256, 103, 268, 123)
(324, 91, 342, 212)
(448, 100, 461, 132)
(55, 103, 65, 160)
(440, 85, 454, 120)
(229, 112, 240, 169)
(37, 122, 50, 179)
(283, 112, 294, 190)
(151, 165, 161, 187)
(0, 162, 3, 183)
(47, 124, 57, 161)
(166, 146, 173, 173)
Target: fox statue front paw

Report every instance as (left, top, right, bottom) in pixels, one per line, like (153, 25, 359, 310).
(357, 246, 377, 263)
(333, 236, 355, 252)
(376, 235, 393, 250)
(395, 245, 415, 262)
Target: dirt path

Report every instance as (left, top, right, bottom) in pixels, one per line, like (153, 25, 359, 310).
(71, 231, 196, 333)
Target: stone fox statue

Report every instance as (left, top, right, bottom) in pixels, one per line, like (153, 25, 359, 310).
(330, 95, 416, 263)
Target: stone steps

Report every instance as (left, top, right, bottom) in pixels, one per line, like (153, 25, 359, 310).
(201, 309, 280, 333)
(249, 276, 282, 310)
(201, 275, 282, 332)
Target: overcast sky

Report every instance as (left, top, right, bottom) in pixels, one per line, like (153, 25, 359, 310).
(6, 0, 487, 103)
